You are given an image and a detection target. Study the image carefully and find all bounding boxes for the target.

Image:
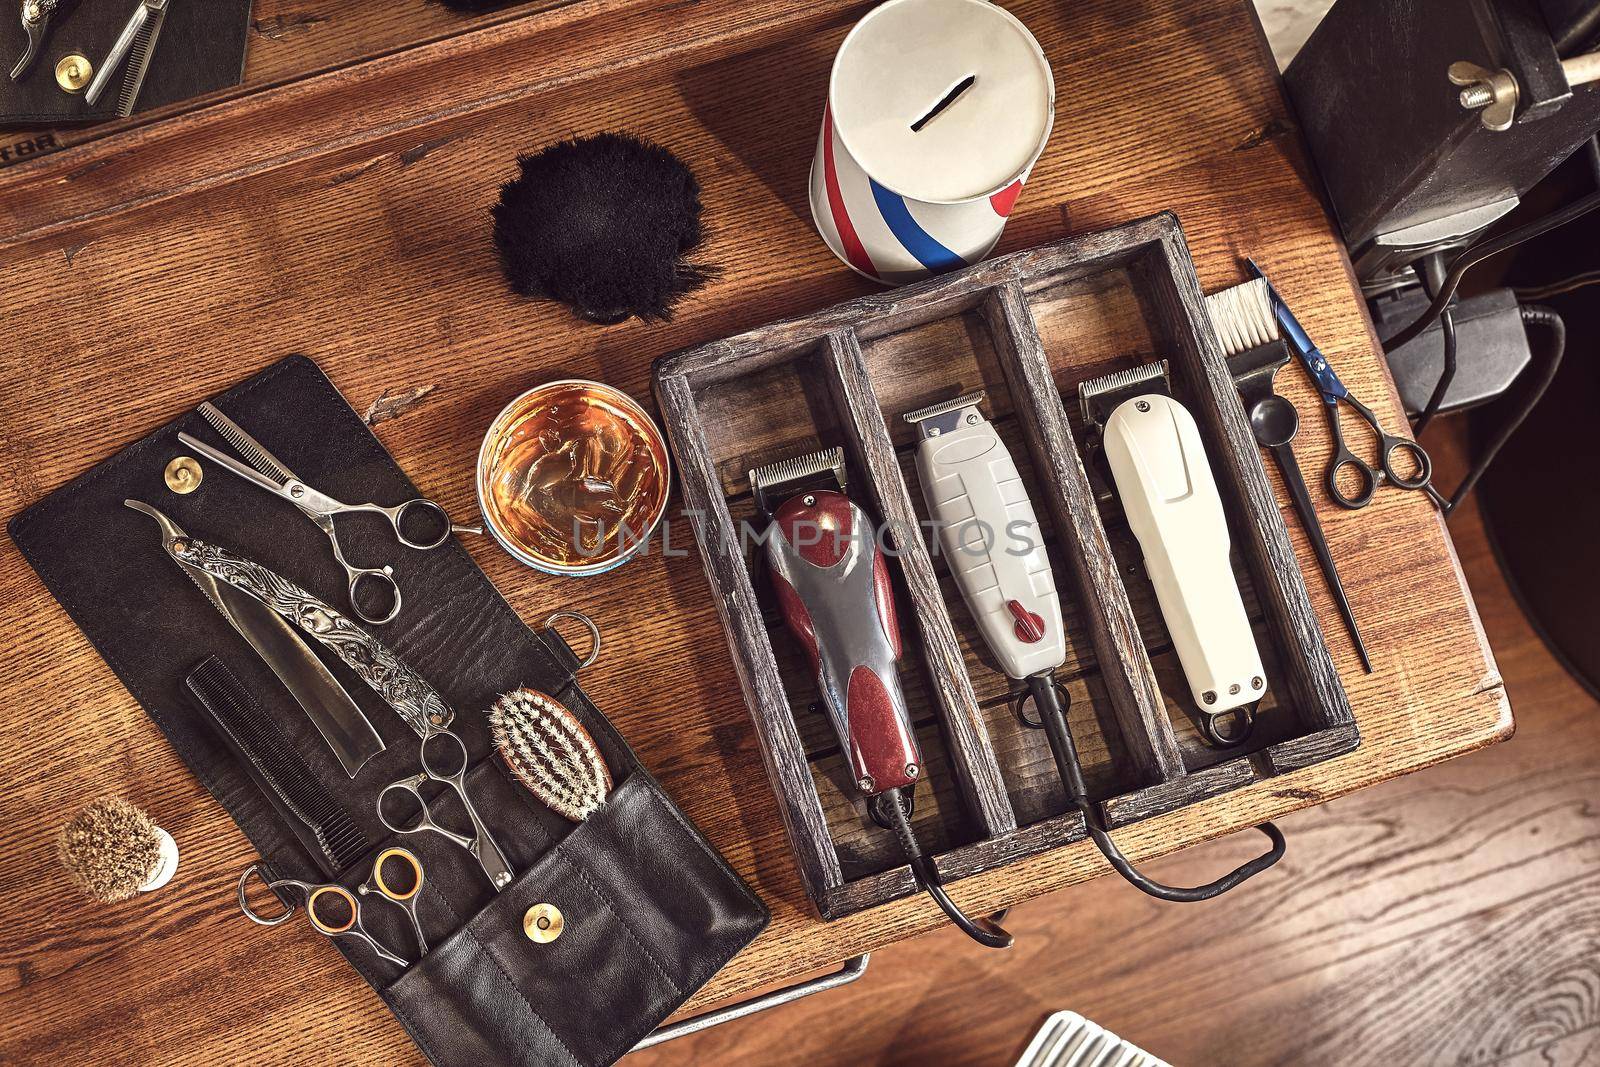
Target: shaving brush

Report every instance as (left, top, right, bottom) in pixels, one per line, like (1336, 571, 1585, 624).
(57, 797, 180, 903)
(489, 689, 612, 822)
(491, 132, 716, 325)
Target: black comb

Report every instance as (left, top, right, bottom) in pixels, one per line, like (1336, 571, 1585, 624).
(185, 657, 370, 872)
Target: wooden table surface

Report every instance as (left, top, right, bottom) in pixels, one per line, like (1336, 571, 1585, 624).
(0, 1, 1509, 1063)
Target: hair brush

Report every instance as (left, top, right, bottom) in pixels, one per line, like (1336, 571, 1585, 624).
(489, 689, 613, 822)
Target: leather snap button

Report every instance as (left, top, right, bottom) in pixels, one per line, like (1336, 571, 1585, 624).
(164, 456, 203, 494)
(523, 903, 563, 943)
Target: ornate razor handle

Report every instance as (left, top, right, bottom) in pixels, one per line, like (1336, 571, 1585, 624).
(172, 536, 452, 734)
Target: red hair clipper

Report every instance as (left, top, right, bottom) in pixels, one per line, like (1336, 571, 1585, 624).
(751, 447, 1010, 948)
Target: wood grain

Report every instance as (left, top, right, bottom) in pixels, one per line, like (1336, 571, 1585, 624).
(0, 0, 1510, 1061)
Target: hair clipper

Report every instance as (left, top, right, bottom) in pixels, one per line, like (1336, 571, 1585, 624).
(1080, 361, 1266, 744)
(903, 390, 1285, 900)
(903, 391, 1064, 680)
(751, 446, 1010, 948)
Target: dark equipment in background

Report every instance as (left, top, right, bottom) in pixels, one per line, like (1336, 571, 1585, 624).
(1285, 1, 1600, 695)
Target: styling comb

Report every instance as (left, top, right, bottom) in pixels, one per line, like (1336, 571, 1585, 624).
(489, 689, 612, 822)
(186, 657, 371, 872)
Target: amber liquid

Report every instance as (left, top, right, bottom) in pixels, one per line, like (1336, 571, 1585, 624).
(484, 383, 667, 569)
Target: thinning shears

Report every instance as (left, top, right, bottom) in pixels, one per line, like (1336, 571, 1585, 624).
(1248, 260, 1438, 511)
(178, 401, 479, 624)
(239, 847, 430, 967)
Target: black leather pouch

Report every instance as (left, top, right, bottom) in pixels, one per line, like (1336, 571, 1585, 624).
(9, 354, 768, 1067)
(0, 0, 251, 126)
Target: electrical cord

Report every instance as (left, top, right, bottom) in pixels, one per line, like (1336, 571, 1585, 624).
(1413, 307, 1456, 438)
(1383, 190, 1600, 355)
(1515, 269, 1600, 300)
(871, 789, 1013, 949)
(1437, 304, 1566, 517)
(1027, 676, 1285, 901)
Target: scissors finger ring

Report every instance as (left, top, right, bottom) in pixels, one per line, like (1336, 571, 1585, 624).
(347, 565, 403, 626)
(360, 846, 429, 956)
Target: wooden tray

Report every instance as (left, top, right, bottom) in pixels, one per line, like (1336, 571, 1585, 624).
(653, 212, 1357, 919)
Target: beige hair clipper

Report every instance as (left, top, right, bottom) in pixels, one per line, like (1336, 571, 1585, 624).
(1080, 362, 1265, 743)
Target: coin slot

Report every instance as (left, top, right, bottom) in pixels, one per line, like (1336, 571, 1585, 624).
(910, 74, 976, 132)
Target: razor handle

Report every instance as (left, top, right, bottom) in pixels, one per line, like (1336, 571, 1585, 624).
(913, 410, 1065, 682)
(1103, 393, 1266, 714)
(764, 489, 921, 795)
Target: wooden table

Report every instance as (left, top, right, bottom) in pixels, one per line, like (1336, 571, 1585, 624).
(0, 1, 1509, 1062)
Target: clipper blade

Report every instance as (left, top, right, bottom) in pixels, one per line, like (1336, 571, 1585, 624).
(1078, 360, 1172, 430)
(903, 390, 988, 441)
(1204, 278, 1279, 359)
(902, 389, 988, 425)
(749, 446, 847, 517)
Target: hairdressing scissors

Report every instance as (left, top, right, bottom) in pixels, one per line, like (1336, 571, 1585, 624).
(378, 721, 514, 891)
(238, 847, 430, 967)
(1247, 260, 1439, 511)
(178, 401, 481, 625)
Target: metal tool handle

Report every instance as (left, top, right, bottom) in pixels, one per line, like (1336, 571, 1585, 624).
(345, 563, 403, 626)
(419, 729, 514, 890)
(333, 498, 456, 550)
(84, 2, 151, 105)
(173, 537, 450, 734)
(377, 774, 476, 851)
(361, 847, 429, 956)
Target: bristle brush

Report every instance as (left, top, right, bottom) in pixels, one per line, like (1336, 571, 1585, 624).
(489, 689, 612, 821)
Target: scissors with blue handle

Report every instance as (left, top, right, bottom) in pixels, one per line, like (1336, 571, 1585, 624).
(238, 847, 430, 967)
(377, 721, 514, 891)
(178, 401, 480, 625)
(1247, 260, 1437, 510)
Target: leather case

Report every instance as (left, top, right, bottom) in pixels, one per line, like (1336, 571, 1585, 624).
(1, 0, 252, 125)
(9, 354, 768, 1067)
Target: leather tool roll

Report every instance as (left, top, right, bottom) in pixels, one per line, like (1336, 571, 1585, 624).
(0, 0, 251, 126)
(9, 354, 769, 1067)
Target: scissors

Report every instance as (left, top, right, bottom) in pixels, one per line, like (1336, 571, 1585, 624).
(378, 721, 514, 891)
(178, 401, 481, 625)
(1247, 260, 1438, 511)
(238, 847, 430, 967)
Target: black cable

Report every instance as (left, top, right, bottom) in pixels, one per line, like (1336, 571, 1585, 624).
(1441, 305, 1566, 517)
(1027, 676, 1285, 901)
(1587, 134, 1600, 190)
(1413, 307, 1456, 438)
(871, 789, 1013, 949)
(1383, 190, 1600, 355)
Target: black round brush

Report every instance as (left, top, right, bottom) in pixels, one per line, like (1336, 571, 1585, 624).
(492, 132, 716, 325)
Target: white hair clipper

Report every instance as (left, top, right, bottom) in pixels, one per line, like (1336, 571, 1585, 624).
(903, 391, 1065, 681)
(904, 390, 1284, 899)
(1079, 361, 1266, 745)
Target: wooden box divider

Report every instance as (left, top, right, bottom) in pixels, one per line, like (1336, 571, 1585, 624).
(655, 213, 1359, 921)
(823, 330, 1018, 836)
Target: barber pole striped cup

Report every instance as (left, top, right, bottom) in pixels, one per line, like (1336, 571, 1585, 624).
(809, 0, 1054, 285)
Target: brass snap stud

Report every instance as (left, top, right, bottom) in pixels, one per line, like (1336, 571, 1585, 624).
(523, 902, 564, 944)
(56, 55, 93, 93)
(165, 456, 203, 494)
